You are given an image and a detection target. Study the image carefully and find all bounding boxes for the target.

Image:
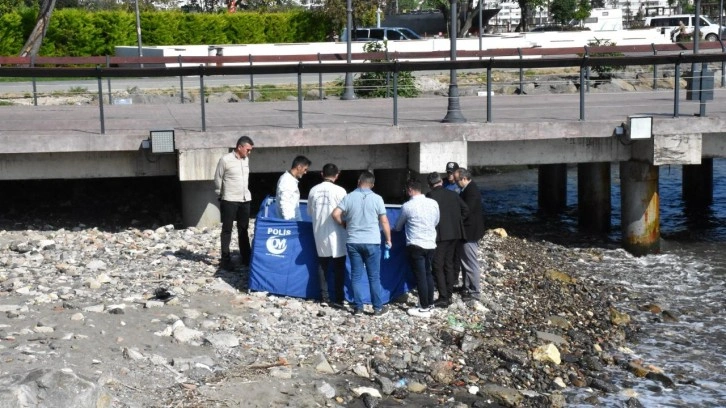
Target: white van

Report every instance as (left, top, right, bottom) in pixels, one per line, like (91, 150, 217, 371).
(644, 14, 725, 42)
(572, 8, 623, 31)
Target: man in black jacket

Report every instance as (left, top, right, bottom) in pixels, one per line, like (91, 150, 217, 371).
(454, 168, 485, 303)
(426, 172, 469, 307)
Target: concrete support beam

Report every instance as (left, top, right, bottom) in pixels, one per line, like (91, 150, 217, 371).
(683, 158, 713, 206)
(468, 138, 629, 166)
(0, 151, 176, 180)
(181, 180, 220, 228)
(408, 141, 467, 174)
(538, 164, 567, 215)
(620, 160, 660, 255)
(577, 162, 611, 233)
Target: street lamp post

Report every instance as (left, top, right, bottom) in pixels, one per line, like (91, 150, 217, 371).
(134, 0, 144, 68)
(341, 0, 356, 100)
(442, 0, 466, 123)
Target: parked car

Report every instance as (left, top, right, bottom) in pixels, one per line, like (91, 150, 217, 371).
(340, 27, 422, 42)
(644, 14, 725, 41)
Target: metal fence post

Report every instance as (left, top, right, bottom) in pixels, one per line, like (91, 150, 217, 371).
(106, 55, 113, 105)
(96, 66, 105, 135)
(720, 39, 726, 87)
(651, 43, 658, 90)
(249, 54, 255, 102)
(297, 62, 303, 129)
(517, 48, 524, 95)
(580, 56, 587, 121)
(674, 54, 681, 118)
(386, 50, 391, 99)
(487, 59, 492, 123)
(393, 61, 399, 126)
(178, 55, 185, 104)
(317, 53, 323, 100)
(199, 65, 206, 131)
(31, 55, 37, 107)
(584, 46, 590, 93)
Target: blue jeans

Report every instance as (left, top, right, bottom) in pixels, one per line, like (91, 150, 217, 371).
(346, 243, 384, 311)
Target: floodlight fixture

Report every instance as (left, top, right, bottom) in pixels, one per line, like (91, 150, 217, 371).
(150, 130, 175, 154)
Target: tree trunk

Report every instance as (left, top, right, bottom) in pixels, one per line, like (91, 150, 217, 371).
(19, 0, 57, 58)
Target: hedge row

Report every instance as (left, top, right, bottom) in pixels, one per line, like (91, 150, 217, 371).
(0, 9, 333, 56)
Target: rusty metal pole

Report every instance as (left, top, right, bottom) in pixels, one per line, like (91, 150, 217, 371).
(620, 160, 660, 255)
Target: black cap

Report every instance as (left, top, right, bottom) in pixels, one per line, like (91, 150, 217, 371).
(446, 162, 459, 173)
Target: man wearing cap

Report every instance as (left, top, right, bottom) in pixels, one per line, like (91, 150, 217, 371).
(426, 172, 469, 307)
(443, 162, 461, 193)
(454, 168, 485, 304)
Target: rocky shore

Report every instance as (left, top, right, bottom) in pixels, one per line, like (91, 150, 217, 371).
(0, 214, 679, 408)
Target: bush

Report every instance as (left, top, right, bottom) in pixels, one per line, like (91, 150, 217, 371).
(586, 38, 624, 78)
(0, 9, 333, 56)
(352, 41, 419, 98)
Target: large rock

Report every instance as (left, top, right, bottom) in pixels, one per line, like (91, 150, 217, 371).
(0, 368, 111, 408)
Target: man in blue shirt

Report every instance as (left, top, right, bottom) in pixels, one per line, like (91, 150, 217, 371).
(443, 162, 461, 193)
(395, 179, 439, 318)
(332, 171, 392, 317)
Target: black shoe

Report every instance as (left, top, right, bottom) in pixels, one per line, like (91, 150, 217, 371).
(330, 302, 345, 310)
(352, 308, 363, 316)
(434, 299, 451, 308)
(220, 258, 232, 270)
(373, 305, 389, 317)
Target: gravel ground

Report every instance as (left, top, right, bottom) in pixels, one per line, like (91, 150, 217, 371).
(0, 214, 669, 407)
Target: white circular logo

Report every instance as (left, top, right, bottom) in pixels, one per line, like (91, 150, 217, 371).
(266, 236, 288, 255)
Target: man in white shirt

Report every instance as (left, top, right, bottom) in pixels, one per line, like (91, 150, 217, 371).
(394, 179, 439, 318)
(307, 163, 348, 307)
(275, 155, 311, 220)
(214, 135, 254, 270)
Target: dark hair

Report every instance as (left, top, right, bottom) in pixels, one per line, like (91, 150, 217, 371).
(406, 179, 423, 192)
(236, 135, 254, 147)
(427, 172, 442, 186)
(291, 155, 312, 169)
(322, 163, 339, 178)
(456, 168, 472, 180)
(358, 171, 375, 186)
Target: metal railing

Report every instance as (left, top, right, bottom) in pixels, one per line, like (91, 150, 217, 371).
(2, 43, 726, 134)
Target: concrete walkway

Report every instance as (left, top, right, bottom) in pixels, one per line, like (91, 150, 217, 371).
(2, 88, 726, 155)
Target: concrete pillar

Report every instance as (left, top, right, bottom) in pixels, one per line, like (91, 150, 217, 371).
(538, 164, 567, 215)
(181, 180, 220, 228)
(408, 141, 467, 175)
(682, 158, 713, 206)
(620, 161, 660, 255)
(577, 162, 611, 233)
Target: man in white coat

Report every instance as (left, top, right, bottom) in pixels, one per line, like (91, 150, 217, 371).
(307, 163, 348, 307)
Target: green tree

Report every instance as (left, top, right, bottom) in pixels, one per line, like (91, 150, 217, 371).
(550, 0, 577, 26)
(516, 0, 548, 32)
(322, 0, 377, 34)
(574, 0, 591, 22)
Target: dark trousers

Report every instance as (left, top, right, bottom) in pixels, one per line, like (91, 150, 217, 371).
(317, 256, 346, 303)
(432, 239, 458, 301)
(407, 245, 435, 308)
(220, 200, 251, 265)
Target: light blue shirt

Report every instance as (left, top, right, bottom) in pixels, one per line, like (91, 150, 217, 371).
(337, 188, 387, 244)
(395, 194, 439, 249)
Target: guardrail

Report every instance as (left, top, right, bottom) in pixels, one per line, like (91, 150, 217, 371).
(2, 43, 726, 133)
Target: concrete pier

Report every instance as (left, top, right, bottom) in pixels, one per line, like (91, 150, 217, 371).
(538, 164, 568, 215)
(577, 162, 611, 233)
(683, 158, 713, 206)
(620, 161, 660, 255)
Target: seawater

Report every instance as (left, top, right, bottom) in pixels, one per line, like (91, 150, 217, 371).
(477, 159, 726, 406)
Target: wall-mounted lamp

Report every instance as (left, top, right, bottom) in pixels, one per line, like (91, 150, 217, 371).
(149, 130, 175, 154)
(624, 115, 653, 142)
